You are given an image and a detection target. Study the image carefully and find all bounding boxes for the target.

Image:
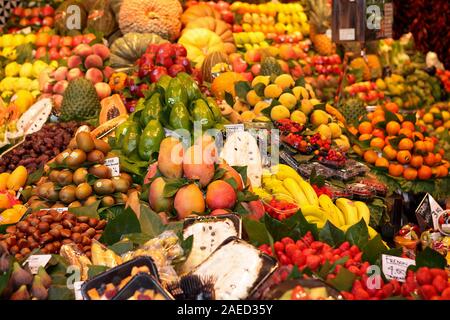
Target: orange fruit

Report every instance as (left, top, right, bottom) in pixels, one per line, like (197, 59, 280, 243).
(437, 165, 448, 178)
(358, 121, 373, 134)
(385, 102, 399, 113)
(363, 150, 378, 164)
(414, 141, 426, 154)
(412, 131, 424, 141)
(417, 165, 432, 180)
(397, 114, 404, 122)
(424, 153, 436, 166)
(359, 134, 372, 141)
(409, 155, 423, 168)
(372, 115, 385, 126)
(398, 138, 414, 150)
(398, 128, 413, 138)
(373, 109, 385, 118)
(397, 150, 411, 164)
(370, 137, 385, 149)
(424, 140, 435, 152)
(367, 113, 374, 121)
(375, 157, 389, 168)
(401, 121, 415, 131)
(389, 163, 404, 177)
(348, 127, 358, 136)
(435, 153, 442, 164)
(403, 167, 418, 180)
(438, 148, 445, 156)
(372, 128, 385, 139)
(386, 121, 401, 136)
(383, 145, 398, 160)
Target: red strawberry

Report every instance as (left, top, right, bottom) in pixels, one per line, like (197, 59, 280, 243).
(419, 284, 437, 300)
(349, 244, 360, 256)
(391, 280, 401, 295)
(353, 288, 370, 300)
(279, 253, 291, 266)
(302, 248, 316, 256)
(441, 287, 450, 300)
(347, 265, 360, 275)
(296, 240, 306, 249)
(306, 255, 321, 270)
(416, 267, 433, 285)
(375, 290, 386, 299)
(341, 292, 354, 300)
(382, 283, 394, 297)
(432, 275, 448, 293)
(274, 241, 284, 252)
(430, 268, 448, 280)
(310, 241, 323, 251)
(293, 254, 306, 267)
(353, 252, 363, 262)
(285, 244, 297, 258)
(339, 241, 350, 251)
(281, 237, 295, 245)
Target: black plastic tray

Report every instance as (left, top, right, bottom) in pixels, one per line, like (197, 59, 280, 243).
(114, 273, 174, 300)
(81, 256, 159, 300)
(263, 278, 343, 300)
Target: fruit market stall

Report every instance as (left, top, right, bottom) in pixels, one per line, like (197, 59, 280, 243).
(0, 0, 449, 302)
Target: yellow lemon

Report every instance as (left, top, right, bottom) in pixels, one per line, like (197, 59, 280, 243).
(328, 122, 342, 138)
(254, 101, 270, 115)
(300, 99, 314, 115)
(25, 34, 36, 44)
(441, 111, 449, 121)
(290, 110, 307, 125)
(246, 90, 262, 106)
(241, 111, 257, 122)
(264, 84, 283, 99)
(19, 62, 33, 78)
(252, 75, 270, 87)
(274, 74, 295, 90)
(279, 93, 297, 110)
(423, 113, 434, 124)
(13, 34, 25, 47)
(292, 86, 309, 100)
(270, 105, 290, 121)
(13, 90, 34, 114)
(5, 62, 20, 77)
(317, 124, 332, 140)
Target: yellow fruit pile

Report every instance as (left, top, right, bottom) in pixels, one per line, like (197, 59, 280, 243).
(0, 166, 28, 224)
(0, 34, 36, 60)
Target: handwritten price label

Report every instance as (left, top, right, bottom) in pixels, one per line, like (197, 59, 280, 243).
(23, 255, 52, 274)
(105, 157, 120, 177)
(382, 254, 415, 282)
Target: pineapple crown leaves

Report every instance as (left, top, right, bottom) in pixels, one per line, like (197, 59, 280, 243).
(308, 0, 331, 33)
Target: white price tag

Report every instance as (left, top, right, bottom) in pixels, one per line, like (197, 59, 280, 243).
(105, 157, 120, 177)
(382, 254, 415, 282)
(23, 255, 52, 274)
(42, 207, 68, 213)
(74, 281, 85, 300)
(339, 28, 356, 41)
(224, 124, 244, 137)
(429, 195, 444, 230)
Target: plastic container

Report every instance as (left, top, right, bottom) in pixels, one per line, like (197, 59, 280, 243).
(357, 178, 388, 197)
(113, 273, 173, 300)
(262, 278, 343, 300)
(81, 256, 159, 300)
(346, 183, 376, 201)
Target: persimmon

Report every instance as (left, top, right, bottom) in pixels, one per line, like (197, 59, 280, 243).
(363, 150, 378, 164)
(370, 137, 385, 149)
(359, 134, 372, 141)
(383, 145, 397, 160)
(401, 121, 415, 131)
(385, 102, 399, 113)
(398, 128, 413, 138)
(414, 141, 427, 154)
(372, 128, 385, 139)
(398, 138, 414, 150)
(424, 153, 436, 166)
(388, 163, 404, 177)
(409, 155, 423, 168)
(358, 121, 373, 134)
(437, 165, 448, 178)
(386, 121, 401, 136)
(424, 140, 435, 152)
(403, 167, 418, 180)
(417, 165, 432, 180)
(397, 150, 411, 164)
(375, 157, 389, 168)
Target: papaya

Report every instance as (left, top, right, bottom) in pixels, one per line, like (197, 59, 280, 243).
(140, 92, 163, 127)
(138, 120, 165, 161)
(169, 102, 191, 131)
(192, 99, 215, 130)
(7, 166, 28, 191)
(205, 97, 222, 122)
(114, 120, 134, 147)
(91, 114, 127, 139)
(177, 72, 201, 104)
(122, 122, 141, 156)
(165, 78, 188, 108)
(99, 94, 127, 124)
(157, 75, 172, 91)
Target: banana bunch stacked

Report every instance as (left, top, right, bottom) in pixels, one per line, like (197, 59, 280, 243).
(254, 164, 377, 238)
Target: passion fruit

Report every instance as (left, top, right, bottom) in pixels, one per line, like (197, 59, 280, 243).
(87, 150, 105, 163)
(93, 179, 115, 195)
(57, 170, 73, 186)
(59, 185, 77, 204)
(89, 164, 111, 179)
(101, 196, 115, 207)
(46, 183, 60, 202)
(76, 132, 95, 153)
(94, 139, 111, 154)
(111, 176, 130, 193)
(66, 149, 87, 168)
(55, 149, 71, 165)
(75, 183, 93, 200)
(73, 167, 88, 185)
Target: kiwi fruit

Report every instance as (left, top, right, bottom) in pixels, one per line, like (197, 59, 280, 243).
(68, 138, 78, 149)
(68, 201, 82, 209)
(37, 182, 53, 198)
(111, 177, 130, 193)
(73, 167, 88, 185)
(87, 150, 105, 163)
(94, 139, 111, 154)
(57, 170, 73, 186)
(76, 132, 95, 153)
(65, 149, 87, 168)
(89, 164, 111, 179)
(49, 170, 60, 183)
(84, 196, 98, 206)
(75, 183, 93, 200)
(59, 185, 77, 204)
(46, 183, 60, 202)
(94, 179, 115, 195)
(29, 200, 49, 211)
(101, 196, 115, 207)
(119, 173, 133, 186)
(55, 149, 71, 165)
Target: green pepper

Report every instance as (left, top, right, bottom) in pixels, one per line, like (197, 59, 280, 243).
(138, 119, 165, 161)
(122, 122, 141, 156)
(170, 102, 192, 131)
(140, 92, 162, 127)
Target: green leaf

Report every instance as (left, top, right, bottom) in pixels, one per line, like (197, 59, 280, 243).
(163, 221, 183, 235)
(212, 167, 227, 181)
(48, 285, 75, 300)
(326, 267, 357, 292)
(100, 207, 141, 245)
(345, 219, 369, 248)
(415, 247, 447, 269)
(362, 235, 388, 265)
(319, 221, 345, 247)
(296, 210, 319, 240)
(288, 265, 302, 280)
(237, 190, 259, 202)
(181, 235, 194, 258)
(88, 265, 109, 279)
(309, 168, 326, 188)
(122, 233, 153, 245)
(108, 241, 134, 255)
(224, 92, 234, 107)
(317, 260, 333, 280)
(293, 154, 315, 163)
(225, 178, 238, 191)
(163, 178, 190, 198)
(295, 77, 305, 87)
(242, 217, 270, 246)
(264, 212, 301, 241)
(235, 81, 251, 100)
(69, 200, 101, 218)
(254, 83, 266, 97)
(231, 166, 248, 186)
(26, 166, 44, 185)
(98, 204, 126, 221)
(139, 204, 164, 238)
(384, 110, 401, 123)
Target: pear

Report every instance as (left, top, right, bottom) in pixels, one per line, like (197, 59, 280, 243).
(11, 262, 33, 288)
(37, 266, 52, 289)
(31, 275, 48, 300)
(10, 285, 30, 300)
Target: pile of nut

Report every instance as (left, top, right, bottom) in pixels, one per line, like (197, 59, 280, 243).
(0, 209, 106, 260)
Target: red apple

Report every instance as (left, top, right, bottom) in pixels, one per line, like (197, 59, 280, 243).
(174, 56, 191, 72)
(35, 47, 47, 59)
(71, 35, 84, 47)
(221, 10, 234, 24)
(150, 66, 168, 83)
(210, 209, 231, 216)
(157, 43, 175, 58)
(241, 72, 254, 82)
(23, 8, 32, 17)
(155, 53, 173, 68)
(60, 36, 73, 47)
(48, 35, 60, 48)
(41, 5, 55, 17)
(59, 46, 72, 58)
(31, 7, 41, 17)
(232, 24, 243, 33)
(30, 17, 41, 25)
(172, 43, 187, 57)
(146, 44, 160, 55)
(12, 7, 24, 17)
(250, 63, 261, 76)
(49, 47, 60, 60)
(42, 16, 54, 27)
(168, 64, 185, 77)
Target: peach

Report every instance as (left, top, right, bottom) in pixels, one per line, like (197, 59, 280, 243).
(143, 162, 159, 184)
(149, 177, 173, 213)
(174, 184, 205, 219)
(103, 66, 114, 79)
(85, 68, 104, 84)
(92, 43, 110, 60)
(158, 137, 184, 179)
(73, 43, 93, 57)
(67, 68, 84, 81)
(206, 180, 237, 210)
(53, 80, 68, 95)
(245, 200, 265, 221)
(53, 66, 68, 81)
(84, 54, 103, 69)
(94, 82, 111, 99)
(67, 55, 82, 69)
(219, 163, 244, 191)
(183, 145, 214, 187)
(279, 44, 296, 60)
(52, 94, 63, 109)
(42, 82, 53, 94)
(210, 208, 231, 216)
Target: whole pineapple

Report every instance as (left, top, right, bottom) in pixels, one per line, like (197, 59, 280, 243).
(308, 0, 335, 55)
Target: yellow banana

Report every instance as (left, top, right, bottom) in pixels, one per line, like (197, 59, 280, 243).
(335, 198, 359, 226)
(282, 178, 310, 207)
(271, 164, 304, 185)
(301, 204, 328, 220)
(0, 173, 10, 191)
(354, 201, 370, 225)
(368, 226, 379, 240)
(298, 180, 319, 206)
(263, 177, 293, 197)
(305, 215, 325, 228)
(252, 187, 272, 201)
(318, 194, 341, 227)
(332, 204, 346, 227)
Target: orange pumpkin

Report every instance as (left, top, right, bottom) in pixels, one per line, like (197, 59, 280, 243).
(184, 17, 235, 53)
(211, 72, 245, 99)
(181, 4, 221, 25)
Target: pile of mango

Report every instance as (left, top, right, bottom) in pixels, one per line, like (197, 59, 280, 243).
(0, 166, 28, 225)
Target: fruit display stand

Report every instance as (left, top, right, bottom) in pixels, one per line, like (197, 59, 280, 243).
(0, 0, 449, 303)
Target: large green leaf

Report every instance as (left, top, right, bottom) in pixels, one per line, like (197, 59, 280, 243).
(362, 235, 388, 265)
(345, 219, 369, 248)
(243, 217, 270, 246)
(264, 212, 301, 241)
(326, 267, 357, 292)
(108, 241, 134, 255)
(415, 247, 447, 269)
(100, 207, 141, 245)
(319, 221, 345, 247)
(88, 265, 109, 279)
(138, 204, 164, 238)
(69, 200, 101, 218)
